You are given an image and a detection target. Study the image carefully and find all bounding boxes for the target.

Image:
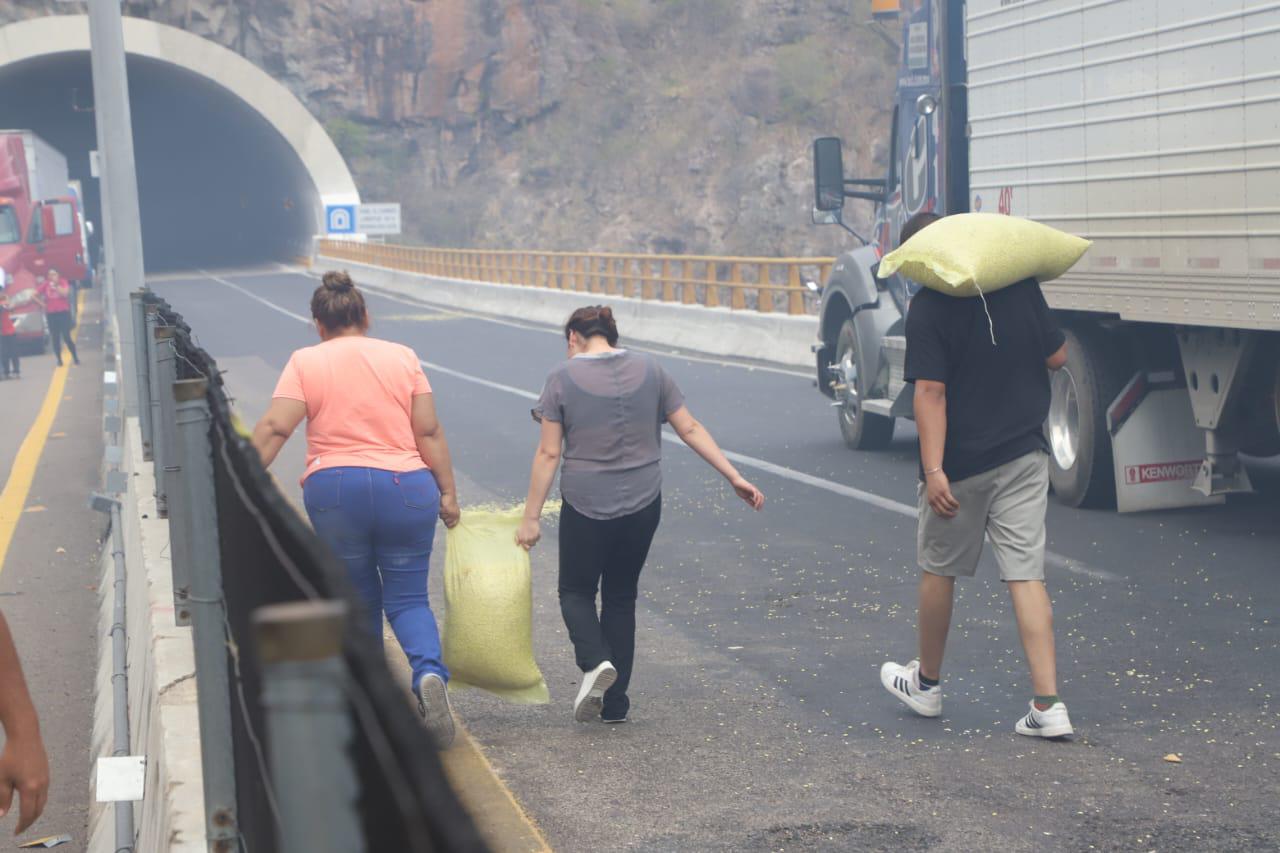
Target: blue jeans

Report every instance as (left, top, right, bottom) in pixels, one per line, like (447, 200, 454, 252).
(303, 467, 447, 690)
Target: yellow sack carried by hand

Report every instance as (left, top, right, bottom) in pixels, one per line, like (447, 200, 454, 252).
(877, 213, 1091, 297)
(442, 510, 550, 704)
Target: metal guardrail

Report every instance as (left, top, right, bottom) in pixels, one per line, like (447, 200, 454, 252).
(125, 291, 489, 853)
(317, 239, 834, 316)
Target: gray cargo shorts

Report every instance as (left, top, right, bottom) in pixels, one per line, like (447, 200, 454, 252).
(917, 451, 1049, 582)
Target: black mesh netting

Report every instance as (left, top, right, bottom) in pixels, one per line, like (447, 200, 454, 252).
(151, 296, 489, 852)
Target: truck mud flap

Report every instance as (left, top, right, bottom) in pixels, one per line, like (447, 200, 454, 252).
(1106, 370, 1224, 512)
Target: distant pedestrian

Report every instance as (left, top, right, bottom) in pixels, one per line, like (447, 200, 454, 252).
(37, 270, 78, 367)
(880, 211, 1074, 738)
(0, 612, 50, 835)
(0, 292, 19, 380)
(0, 268, 17, 381)
(518, 306, 765, 724)
(250, 271, 462, 749)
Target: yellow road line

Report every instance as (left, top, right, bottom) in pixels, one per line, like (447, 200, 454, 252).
(441, 722, 554, 853)
(0, 291, 86, 573)
(379, 633, 552, 852)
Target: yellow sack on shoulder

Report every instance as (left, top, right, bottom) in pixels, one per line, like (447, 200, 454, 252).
(442, 509, 550, 704)
(877, 213, 1091, 297)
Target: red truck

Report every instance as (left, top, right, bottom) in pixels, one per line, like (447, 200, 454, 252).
(0, 130, 90, 352)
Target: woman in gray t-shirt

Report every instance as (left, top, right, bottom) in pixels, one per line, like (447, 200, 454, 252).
(519, 305, 764, 724)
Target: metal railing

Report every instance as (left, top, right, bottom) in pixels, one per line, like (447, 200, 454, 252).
(317, 239, 834, 316)
(125, 291, 490, 853)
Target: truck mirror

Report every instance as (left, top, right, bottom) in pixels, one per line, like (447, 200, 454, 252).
(813, 137, 846, 213)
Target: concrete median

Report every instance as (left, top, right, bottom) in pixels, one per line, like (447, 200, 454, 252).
(315, 254, 819, 369)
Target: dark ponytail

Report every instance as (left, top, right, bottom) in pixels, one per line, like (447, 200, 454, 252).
(311, 270, 368, 332)
(565, 305, 619, 346)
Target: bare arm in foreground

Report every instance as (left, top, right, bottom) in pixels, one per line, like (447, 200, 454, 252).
(0, 613, 48, 835)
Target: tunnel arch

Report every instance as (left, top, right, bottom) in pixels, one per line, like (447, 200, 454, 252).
(0, 14, 359, 264)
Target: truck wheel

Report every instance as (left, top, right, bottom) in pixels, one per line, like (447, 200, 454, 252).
(1047, 327, 1128, 508)
(835, 318, 894, 450)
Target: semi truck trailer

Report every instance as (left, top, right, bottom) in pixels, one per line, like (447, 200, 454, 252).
(811, 0, 1280, 512)
(0, 130, 90, 350)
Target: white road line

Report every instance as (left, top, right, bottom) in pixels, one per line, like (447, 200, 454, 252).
(201, 270, 1118, 582)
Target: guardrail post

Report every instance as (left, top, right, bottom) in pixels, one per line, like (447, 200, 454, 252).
(172, 377, 239, 850)
(661, 259, 674, 302)
(144, 308, 166, 492)
(706, 261, 720, 308)
(156, 329, 191, 626)
(758, 264, 774, 314)
(731, 264, 746, 310)
(151, 326, 177, 518)
(788, 263, 805, 315)
(253, 600, 365, 853)
(130, 292, 154, 459)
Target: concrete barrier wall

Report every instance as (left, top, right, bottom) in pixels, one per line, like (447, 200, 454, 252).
(88, 420, 206, 853)
(316, 256, 821, 370)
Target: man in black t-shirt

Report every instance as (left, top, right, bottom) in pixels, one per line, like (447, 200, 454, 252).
(879, 211, 1076, 739)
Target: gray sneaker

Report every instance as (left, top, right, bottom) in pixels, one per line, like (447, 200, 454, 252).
(418, 673, 456, 749)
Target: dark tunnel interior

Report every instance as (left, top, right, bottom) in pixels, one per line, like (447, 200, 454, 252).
(0, 52, 319, 272)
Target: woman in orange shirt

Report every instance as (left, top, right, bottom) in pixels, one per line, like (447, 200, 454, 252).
(251, 272, 461, 748)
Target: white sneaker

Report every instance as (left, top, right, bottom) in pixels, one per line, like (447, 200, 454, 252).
(573, 661, 617, 723)
(418, 673, 456, 749)
(879, 659, 942, 718)
(1015, 700, 1074, 738)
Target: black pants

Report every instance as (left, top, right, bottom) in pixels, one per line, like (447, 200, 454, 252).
(558, 496, 661, 718)
(47, 311, 78, 365)
(0, 335, 17, 377)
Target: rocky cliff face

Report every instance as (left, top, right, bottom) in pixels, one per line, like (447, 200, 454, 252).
(3, 0, 897, 257)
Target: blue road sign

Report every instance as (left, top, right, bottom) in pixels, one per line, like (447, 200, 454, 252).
(325, 204, 356, 234)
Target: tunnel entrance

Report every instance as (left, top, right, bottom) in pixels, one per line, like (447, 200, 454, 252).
(0, 51, 321, 271)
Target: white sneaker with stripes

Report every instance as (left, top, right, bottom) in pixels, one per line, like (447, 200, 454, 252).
(1015, 700, 1074, 738)
(879, 659, 942, 718)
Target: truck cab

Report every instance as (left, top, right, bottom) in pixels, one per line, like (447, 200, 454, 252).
(810, 0, 965, 449)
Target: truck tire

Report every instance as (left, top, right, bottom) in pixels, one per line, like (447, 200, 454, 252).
(835, 318, 894, 450)
(1047, 326, 1128, 508)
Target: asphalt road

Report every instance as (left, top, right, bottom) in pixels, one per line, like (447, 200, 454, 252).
(152, 266, 1280, 853)
(0, 297, 103, 850)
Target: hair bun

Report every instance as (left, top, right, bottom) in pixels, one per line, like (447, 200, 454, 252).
(322, 270, 355, 293)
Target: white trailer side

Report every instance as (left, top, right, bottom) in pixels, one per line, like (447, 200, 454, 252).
(4, 129, 72, 202)
(966, 0, 1280, 332)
